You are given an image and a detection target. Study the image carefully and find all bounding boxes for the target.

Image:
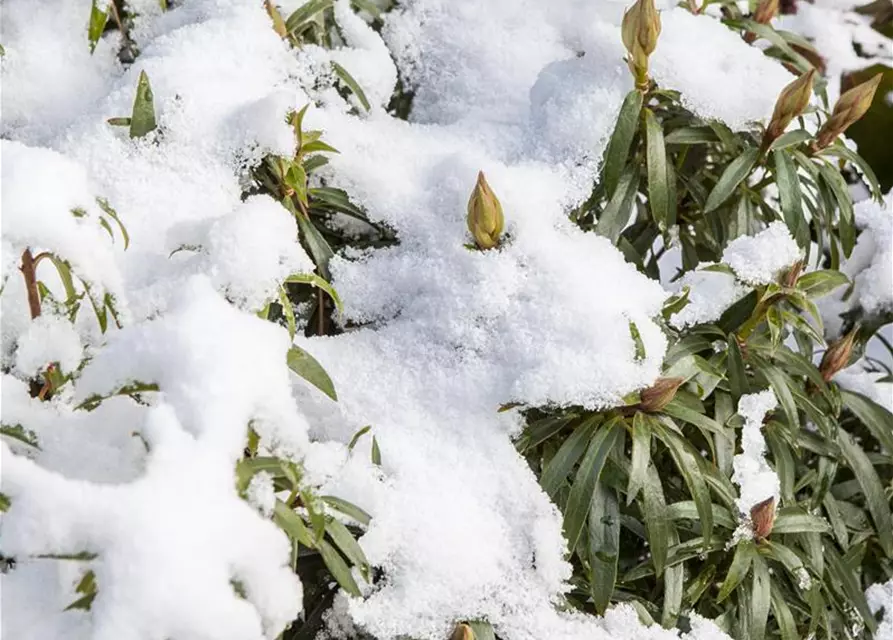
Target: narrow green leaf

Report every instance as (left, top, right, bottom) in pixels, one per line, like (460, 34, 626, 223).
(540, 417, 600, 498)
(283, 271, 342, 313)
(750, 554, 771, 640)
(795, 269, 849, 299)
(588, 480, 620, 614)
(326, 517, 369, 579)
(718, 541, 754, 602)
(596, 165, 639, 244)
(825, 544, 877, 633)
(705, 148, 760, 212)
(371, 435, 381, 466)
(644, 108, 668, 229)
(769, 130, 811, 151)
(840, 390, 893, 459)
(274, 499, 314, 546)
(819, 143, 883, 201)
(837, 429, 893, 556)
(760, 364, 798, 429)
(628, 321, 646, 362)
(563, 419, 623, 552)
(318, 539, 362, 597)
(287, 345, 337, 401)
(818, 163, 855, 257)
(772, 507, 831, 534)
(88, 0, 109, 54)
(661, 523, 683, 627)
(773, 150, 809, 249)
(603, 90, 643, 198)
(642, 464, 670, 577)
(332, 62, 371, 111)
(347, 425, 371, 450)
(628, 413, 651, 505)
(322, 495, 371, 526)
(129, 71, 157, 139)
(294, 214, 335, 279)
(285, 0, 334, 33)
(664, 126, 718, 145)
(770, 583, 799, 640)
(278, 285, 296, 339)
(727, 335, 748, 402)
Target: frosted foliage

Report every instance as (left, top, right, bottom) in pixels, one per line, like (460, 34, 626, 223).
(732, 390, 780, 514)
(818, 194, 893, 337)
(836, 365, 893, 414)
(247, 471, 277, 517)
(722, 222, 802, 286)
(0, 0, 815, 639)
(670, 267, 749, 328)
(866, 579, 893, 640)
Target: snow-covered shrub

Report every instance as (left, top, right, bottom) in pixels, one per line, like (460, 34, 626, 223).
(1, 1, 891, 640)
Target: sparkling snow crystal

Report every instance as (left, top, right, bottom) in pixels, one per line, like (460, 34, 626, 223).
(722, 222, 802, 286)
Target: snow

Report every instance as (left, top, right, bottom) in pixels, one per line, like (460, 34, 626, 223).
(247, 471, 277, 518)
(669, 267, 749, 328)
(731, 390, 781, 516)
(722, 222, 802, 286)
(818, 193, 893, 337)
(867, 578, 893, 640)
(0, 0, 877, 639)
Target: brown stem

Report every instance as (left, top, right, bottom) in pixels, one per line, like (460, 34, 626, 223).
(20, 249, 42, 319)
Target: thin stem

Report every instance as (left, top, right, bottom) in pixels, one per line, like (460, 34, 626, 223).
(20, 249, 42, 319)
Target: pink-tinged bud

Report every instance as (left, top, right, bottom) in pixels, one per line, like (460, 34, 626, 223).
(754, 0, 780, 24)
(819, 328, 857, 382)
(639, 377, 684, 413)
(467, 172, 504, 250)
(750, 496, 776, 540)
(815, 73, 882, 149)
(782, 260, 804, 288)
(621, 0, 662, 89)
(764, 69, 815, 145)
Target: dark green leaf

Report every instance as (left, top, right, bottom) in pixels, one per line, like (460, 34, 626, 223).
(595, 165, 639, 244)
(603, 90, 643, 198)
(318, 539, 362, 597)
(88, 1, 109, 54)
(322, 495, 371, 527)
(588, 480, 620, 614)
(129, 71, 157, 139)
(840, 390, 893, 460)
(644, 109, 669, 230)
(642, 464, 670, 577)
(750, 553, 771, 640)
(628, 413, 651, 505)
(332, 62, 371, 112)
(285, 0, 334, 33)
(664, 126, 718, 145)
(718, 540, 754, 602)
(772, 507, 831, 534)
(326, 517, 369, 579)
(795, 269, 849, 299)
(770, 130, 811, 151)
(727, 335, 748, 402)
(818, 163, 855, 257)
(770, 583, 799, 640)
(540, 417, 600, 498)
(773, 150, 809, 249)
(704, 148, 760, 212)
(837, 429, 893, 556)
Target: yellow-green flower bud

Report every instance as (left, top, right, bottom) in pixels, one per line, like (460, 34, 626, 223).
(451, 624, 475, 640)
(819, 327, 857, 382)
(621, 0, 662, 90)
(467, 171, 504, 250)
(764, 69, 815, 145)
(814, 73, 882, 149)
(638, 377, 684, 413)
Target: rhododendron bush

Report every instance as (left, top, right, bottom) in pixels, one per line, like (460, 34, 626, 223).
(1, 1, 892, 639)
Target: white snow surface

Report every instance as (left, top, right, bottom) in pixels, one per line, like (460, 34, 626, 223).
(0, 0, 805, 639)
(722, 222, 802, 286)
(731, 390, 781, 516)
(867, 578, 893, 640)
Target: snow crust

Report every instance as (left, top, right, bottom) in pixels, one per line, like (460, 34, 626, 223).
(731, 390, 780, 516)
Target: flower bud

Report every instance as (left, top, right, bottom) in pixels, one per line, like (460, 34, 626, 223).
(638, 377, 684, 413)
(750, 496, 776, 541)
(622, 0, 662, 89)
(814, 73, 882, 149)
(467, 171, 504, 250)
(764, 69, 815, 145)
(753, 0, 780, 24)
(782, 259, 804, 288)
(819, 327, 857, 382)
(451, 624, 475, 640)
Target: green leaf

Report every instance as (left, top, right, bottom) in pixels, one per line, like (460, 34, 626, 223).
(825, 544, 877, 633)
(770, 583, 799, 640)
(661, 524, 683, 627)
(818, 163, 855, 257)
(837, 429, 893, 556)
(772, 507, 831, 534)
(88, 1, 109, 54)
(595, 165, 639, 244)
(818, 143, 883, 201)
(294, 213, 335, 279)
(705, 148, 760, 212)
(318, 539, 362, 597)
(562, 419, 623, 552)
(347, 425, 371, 450)
(0, 423, 40, 449)
(769, 130, 811, 151)
(664, 126, 718, 145)
(96, 198, 129, 250)
(326, 517, 369, 580)
(628, 321, 646, 362)
(540, 417, 600, 498)
(627, 413, 651, 505)
(322, 495, 371, 526)
(518, 413, 578, 453)
(750, 553, 771, 640)
(840, 390, 893, 459)
(588, 480, 620, 614)
(652, 424, 713, 546)
(760, 541, 808, 589)
(773, 150, 809, 249)
(666, 501, 736, 529)
(283, 271, 342, 312)
(285, 0, 334, 33)
(274, 499, 314, 546)
(287, 345, 337, 401)
(795, 269, 849, 299)
(663, 399, 731, 441)
(371, 435, 381, 466)
(760, 364, 798, 429)
(642, 464, 670, 577)
(719, 541, 754, 602)
(644, 109, 669, 230)
(727, 335, 748, 402)
(603, 90, 643, 198)
(332, 62, 371, 112)
(129, 71, 157, 139)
